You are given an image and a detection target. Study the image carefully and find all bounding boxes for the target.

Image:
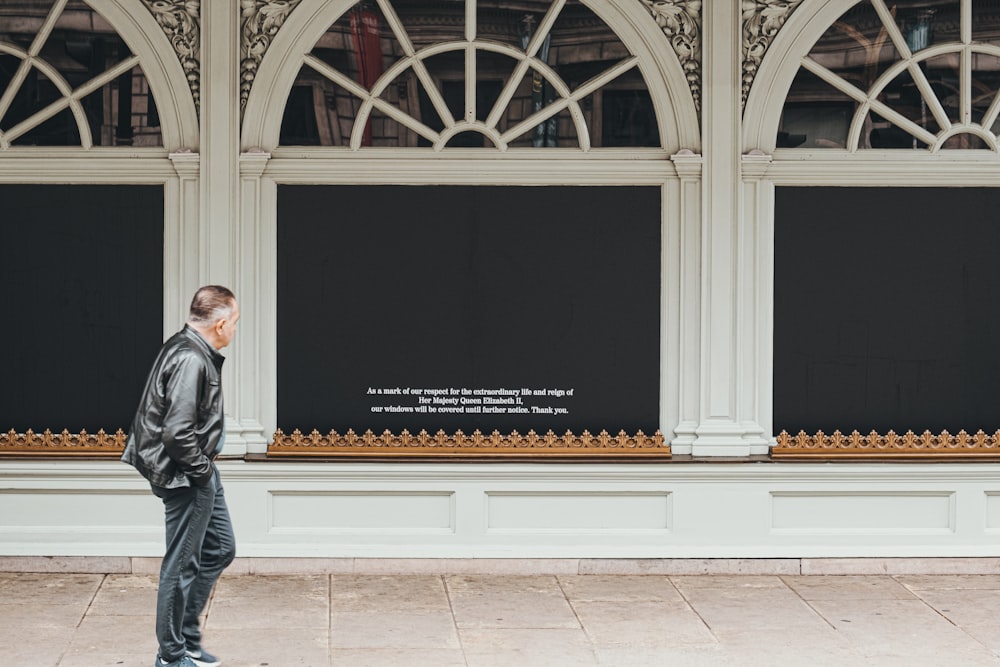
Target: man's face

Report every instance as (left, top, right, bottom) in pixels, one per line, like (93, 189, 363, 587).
(216, 301, 240, 349)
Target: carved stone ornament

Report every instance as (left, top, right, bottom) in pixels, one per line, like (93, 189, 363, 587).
(140, 0, 201, 112)
(240, 0, 303, 111)
(772, 429, 1000, 460)
(269, 428, 670, 459)
(0, 429, 127, 458)
(642, 0, 702, 112)
(742, 0, 804, 108)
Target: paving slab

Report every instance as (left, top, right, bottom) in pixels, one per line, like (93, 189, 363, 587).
(460, 628, 599, 667)
(557, 574, 683, 602)
(5, 570, 1000, 665)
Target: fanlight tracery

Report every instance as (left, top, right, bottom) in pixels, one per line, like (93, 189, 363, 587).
(280, 0, 660, 150)
(0, 0, 162, 149)
(779, 0, 1000, 152)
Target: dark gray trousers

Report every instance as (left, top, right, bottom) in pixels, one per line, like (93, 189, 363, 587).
(151, 467, 235, 662)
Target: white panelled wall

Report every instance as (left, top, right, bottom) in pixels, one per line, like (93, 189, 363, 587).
(3, 460, 1000, 558)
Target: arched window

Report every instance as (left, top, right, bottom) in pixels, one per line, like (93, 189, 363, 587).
(278, 0, 659, 150)
(778, 0, 1000, 151)
(0, 1, 163, 149)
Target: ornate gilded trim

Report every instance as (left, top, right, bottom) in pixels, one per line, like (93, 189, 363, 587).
(773, 430, 1000, 459)
(269, 428, 669, 459)
(0, 429, 127, 457)
(742, 0, 804, 108)
(642, 0, 702, 112)
(240, 0, 303, 111)
(140, 0, 201, 113)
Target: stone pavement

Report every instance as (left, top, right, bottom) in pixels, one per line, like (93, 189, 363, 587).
(4, 571, 1000, 666)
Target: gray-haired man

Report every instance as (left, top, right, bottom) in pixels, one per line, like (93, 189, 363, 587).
(123, 285, 240, 667)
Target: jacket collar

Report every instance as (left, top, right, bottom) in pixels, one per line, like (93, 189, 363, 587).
(182, 324, 226, 370)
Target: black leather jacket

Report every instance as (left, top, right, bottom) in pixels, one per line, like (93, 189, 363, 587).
(122, 325, 225, 488)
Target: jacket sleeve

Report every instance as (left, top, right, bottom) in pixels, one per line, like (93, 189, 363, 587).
(160, 353, 214, 486)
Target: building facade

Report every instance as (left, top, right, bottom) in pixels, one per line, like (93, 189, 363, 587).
(2, 0, 1000, 560)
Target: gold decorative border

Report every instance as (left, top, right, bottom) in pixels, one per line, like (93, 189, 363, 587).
(0, 429, 126, 457)
(269, 428, 669, 459)
(773, 429, 1000, 459)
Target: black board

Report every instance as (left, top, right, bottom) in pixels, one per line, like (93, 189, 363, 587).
(774, 186, 1000, 434)
(277, 185, 661, 434)
(0, 184, 163, 433)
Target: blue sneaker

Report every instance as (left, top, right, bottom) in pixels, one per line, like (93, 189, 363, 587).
(186, 648, 222, 667)
(154, 656, 197, 667)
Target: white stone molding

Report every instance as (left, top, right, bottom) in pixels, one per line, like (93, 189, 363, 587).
(641, 0, 702, 112)
(139, 0, 201, 113)
(741, 0, 806, 109)
(239, 0, 303, 112)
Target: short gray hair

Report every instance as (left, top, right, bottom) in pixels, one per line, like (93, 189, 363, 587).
(187, 285, 236, 324)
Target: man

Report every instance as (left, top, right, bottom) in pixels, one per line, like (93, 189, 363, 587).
(122, 285, 240, 667)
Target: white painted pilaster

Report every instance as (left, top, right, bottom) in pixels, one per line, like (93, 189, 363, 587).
(693, 0, 755, 455)
(668, 150, 703, 454)
(201, 0, 243, 454)
(236, 150, 273, 455)
(167, 150, 201, 330)
(740, 150, 774, 454)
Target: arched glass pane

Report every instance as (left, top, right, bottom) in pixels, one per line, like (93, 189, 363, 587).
(779, 69, 853, 148)
(280, 0, 658, 149)
(779, 0, 1000, 151)
(0, 1, 162, 148)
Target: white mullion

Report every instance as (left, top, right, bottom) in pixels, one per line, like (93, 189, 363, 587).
(466, 43, 476, 122)
(871, 0, 912, 59)
(0, 56, 32, 125)
(305, 54, 372, 99)
(801, 57, 872, 104)
(486, 0, 566, 130)
(980, 90, 1000, 133)
(962, 0, 972, 45)
(71, 56, 141, 102)
(523, 0, 566, 59)
(30, 0, 69, 58)
(466, 0, 476, 123)
(2, 97, 73, 145)
(0, 0, 68, 125)
(961, 47, 972, 125)
(908, 62, 952, 130)
(867, 96, 939, 146)
(801, 57, 938, 148)
(376, 0, 454, 127)
(466, 0, 476, 42)
(500, 58, 637, 145)
(304, 54, 441, 147)
(362, 96, 441, 146)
